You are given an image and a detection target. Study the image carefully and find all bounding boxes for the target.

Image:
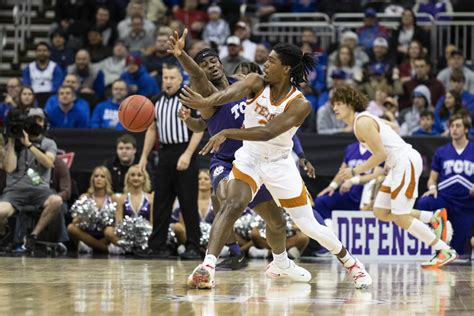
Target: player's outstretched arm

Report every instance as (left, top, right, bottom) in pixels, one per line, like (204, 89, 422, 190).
(180, 73, 264, 110)
(199, 98, 311, 155)
(167, 29, 216, 97)
(178, 106, 207, 133)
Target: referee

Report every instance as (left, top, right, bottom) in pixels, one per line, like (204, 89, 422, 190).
(138, 63, 203, 259)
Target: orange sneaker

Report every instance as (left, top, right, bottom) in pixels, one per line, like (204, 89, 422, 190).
(421, 249, 457, 269)
(430, 208, 448, 242)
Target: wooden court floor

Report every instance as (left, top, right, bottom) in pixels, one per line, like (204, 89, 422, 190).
(0, 256, 472, 315)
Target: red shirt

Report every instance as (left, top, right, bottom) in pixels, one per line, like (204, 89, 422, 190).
(174, 9, 208, 38)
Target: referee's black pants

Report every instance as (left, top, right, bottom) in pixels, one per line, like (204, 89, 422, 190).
(148, 143, 201, 251)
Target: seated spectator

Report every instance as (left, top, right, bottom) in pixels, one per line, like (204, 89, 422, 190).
(220, 20, 257, 62)
(415, 113, 474, 259)
(401, 57, 445, 110)
(358, 63, 403, 100)
(104, 134, 139, 193)
(413, 0, 453, 17)
(366, 83, 392, 118)
(436, 71, 474, 115)
(202, 5, 230, 47)
(173, 0, 208, 39)
(437, 49, 474, 94)
(222, 36, 249, 76)
(120, 53, 159, 96)
(389, 8, 430, 63)
(317, 69, 346, 110)
(92, 6, 118, 47)
(317, 92, 351, 135)
(22, 42, 63, 94)
(253, 43, 270, 72)
(95, 40, 128, 88)
(365, 37, 396, 76)
(91, 80, 128, 130)
(44, 74, 90, 116)
(122, 15, 155, 54)
(85, 27, 113, 63)
(327, 45, 362, 88)
(143, 33, 178, 89)
(300, 28, 321, 53)
(436, 90, 465, 135)
(104, 165, 153, 254)
(357, 8, 389, 53)
(49, 29, 75, 72)
(68, 49, 106, 99)
(329, 31, 369, 68)
(44, 85, 90, 128)
(117, 0, 156, 40)
(413, 110, 440, 136)
(0, 78, 21, 126)
(187, 40, 211, 59)
(0, 108, 63, 253)
(301, 42, 327, 97)
(399, 40, 426, 82)
(16, 86, 37, 110)
(67, 166, 119, 254)
(145, 0, 167, 24)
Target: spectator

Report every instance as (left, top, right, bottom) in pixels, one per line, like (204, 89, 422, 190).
(173, 0, 208, 39)
(437, 44, 457, 71)
(187, 40, 211, 59)
(85, 27, 113, 63)
(413, 0, 453, 17)
(53, 0, 89, 49)
(67, 166, 119, 254)
(92, 6, 118, 47)
(401, 57, 445, 110)
(357, 8, 389, 53)
(413, 110, 439, 136)
(0, 78, 21, 126)
(117, 0, 156, 40)
(122, 15, 155, 54)
(366, 83, 394, 118)
(120, 53, 159, 96)
(221, 36, 249, 76)
(436, 71, 474, 115)
(44, 74, 91, 117)
(327, 45, 362, 88)
(49, 29, 75, 72)
(95, 40, 128, 88)
(436, 90, 464, 134)
(318, 69, 346, 110)
(16, 86, 37, 110)
(389, 8, 430, 63)
(220, 20, 257, 62)
(0, 108, 63, 253)
(137, 63, 203, 259)
(301, 42, 327, 100)
(300, 28, 320, 53)
(329, 31, 369, 68)
(22, 42, 63, 94)
(143, 33, 179, 88)
(415, 113, 474, 259)
(145, 0, 167, 24)
(358, 63, 403, 101)
(254, 43, 269, 72)
(437, 50, 474, 94)
(91, 80, 128, 130)
(104, 134, 139, 194)
(202, 5, 230, 47)
(365, 37, 396, 76)
(68, 49, 106, 99)
(44, 85, 90, 128)
(398, 40, 426, 82)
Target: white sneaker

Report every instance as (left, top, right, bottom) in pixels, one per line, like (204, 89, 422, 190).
(187, 263, 216, 289)
(265, 259, 312, 282)
(108, 243, 126, 255)
(77, 241, 93, 254)
(346, 259, 372, 289)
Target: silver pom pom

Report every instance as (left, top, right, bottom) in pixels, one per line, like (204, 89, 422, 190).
(234, 212, 257, 240)
(115, 216, 152, 252)
(257, 211, 296, 239)
(96, 202, 116, 231)
(199, 222, 211, 247)
(70, 196, 99, 231)
(167, 225, 177, 247)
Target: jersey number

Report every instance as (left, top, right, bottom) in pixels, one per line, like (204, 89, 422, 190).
(231, 102, 246, 119)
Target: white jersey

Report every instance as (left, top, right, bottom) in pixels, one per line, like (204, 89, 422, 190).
(353, 111, 412, 167)
(28, 61, 57, 93)
(243, 85, 304, 159)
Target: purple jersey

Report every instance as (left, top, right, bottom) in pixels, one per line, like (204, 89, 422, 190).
(344, 142, 373, 200)
(123, 193, 151, 221)
(432, 142, 474, 209)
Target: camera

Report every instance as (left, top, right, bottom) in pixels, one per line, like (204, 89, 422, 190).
(4, 108, 38, 139)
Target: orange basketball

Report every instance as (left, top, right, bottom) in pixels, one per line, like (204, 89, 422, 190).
(118, 95, 155, 132)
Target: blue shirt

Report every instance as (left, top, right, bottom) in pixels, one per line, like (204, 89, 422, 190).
(413, 128, 440, 136)
(44, 97, 90, 128)
(91, 98, 124, 130)
(120, 65, 159, 97)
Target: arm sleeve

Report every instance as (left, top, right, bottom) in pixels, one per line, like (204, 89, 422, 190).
(93, 71, 106, 99)
(77, 110, 90, 128)
(90, 105, 102, 128)
(43, 138, 58, 157)
(52, 65, 64, 93)
(291, 134, 304, 158)
(431, 149, 442, 173)
(22, 66, 31, 86)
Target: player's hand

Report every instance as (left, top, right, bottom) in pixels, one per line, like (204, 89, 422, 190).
(299, 158, 315, 179)
(317, 186, 335, 197)
(339, 180, 353, 193)
(200, 131, 226, 155)
(20, 130, 31, 147)
(179, 85, 210, 109)
(422, 187, 438, 198)
(138, 157, 148, 173)
(339, 167, 354, 180)
(178, 106, 191, 121)
(176, 152, 191, 171)
(167, 28, 188, 57)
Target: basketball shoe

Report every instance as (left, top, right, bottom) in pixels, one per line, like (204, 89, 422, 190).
(346, 259, 372, 289)
(187, 263, 215, 289)
(265, 260, 312, 282)
(431, 208, 448, 242)
(421, 249, 457, 269)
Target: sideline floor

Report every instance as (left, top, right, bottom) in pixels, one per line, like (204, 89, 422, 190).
(0, 257, 471, 315)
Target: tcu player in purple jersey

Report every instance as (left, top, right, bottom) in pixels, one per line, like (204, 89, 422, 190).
(167, 29, 315, 285)
(416, 113, 474, 259)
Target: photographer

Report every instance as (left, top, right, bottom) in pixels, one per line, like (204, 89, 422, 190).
(0, 108, 62, 252)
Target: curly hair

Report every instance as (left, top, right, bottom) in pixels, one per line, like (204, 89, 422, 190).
(330, 85, 369, 112)
(273, 42, 316, 88)
(87, 166, 114, 196)
(124, 165, 152, 194)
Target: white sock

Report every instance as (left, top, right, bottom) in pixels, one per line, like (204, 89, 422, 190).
(272, 250, 290, 269)
(339, 251, 356, 268)
(419, 211, 433, 223)
(286, 205, 343, 254)
(203, 254, 217, 267)
(432, 239, 450, 251)
(407, 218, 448, 248)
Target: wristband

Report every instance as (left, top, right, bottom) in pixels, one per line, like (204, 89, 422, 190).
(350, 175, 361, 185)
(329, 181, 339, 190)
(429, 185, 436, 191)
(297, 153, 306, 160)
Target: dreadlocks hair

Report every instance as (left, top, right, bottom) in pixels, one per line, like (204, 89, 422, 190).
(272, 43, 316, 88)
(330, 85, 369, 112)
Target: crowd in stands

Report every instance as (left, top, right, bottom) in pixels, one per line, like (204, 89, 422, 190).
(0, 0, 473, 260)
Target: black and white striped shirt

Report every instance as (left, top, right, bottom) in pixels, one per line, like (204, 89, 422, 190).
(152, 90, 191, 144)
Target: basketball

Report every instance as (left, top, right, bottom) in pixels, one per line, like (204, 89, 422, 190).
(118, 95, 155, 132)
